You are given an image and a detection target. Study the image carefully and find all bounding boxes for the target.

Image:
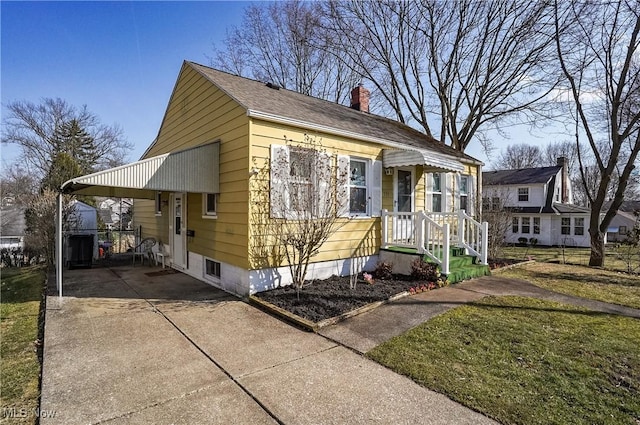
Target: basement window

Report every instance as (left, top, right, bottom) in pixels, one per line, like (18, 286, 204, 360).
(205, 259, 221, 279)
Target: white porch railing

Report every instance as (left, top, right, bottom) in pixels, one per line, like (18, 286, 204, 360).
(381, 209, 488, 275)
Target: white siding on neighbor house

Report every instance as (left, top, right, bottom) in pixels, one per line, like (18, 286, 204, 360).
(506, 213, 591, 247)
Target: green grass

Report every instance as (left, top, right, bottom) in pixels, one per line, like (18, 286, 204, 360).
(498, 246, 632, 273)
(368, 296, 640, 425)
(1, 266, 46, 424)
(497, 262, 640, 309)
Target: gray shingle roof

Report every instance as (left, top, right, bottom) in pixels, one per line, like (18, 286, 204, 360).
(189, 62, 480, 164)
(483, 166, 562, 186)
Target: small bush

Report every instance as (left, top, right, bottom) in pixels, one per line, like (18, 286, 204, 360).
(529, 237, 538, 246)
(410, 258, 439, 281)
(373, 261, 394, 280)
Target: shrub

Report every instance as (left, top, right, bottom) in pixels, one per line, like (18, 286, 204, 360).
(529, 237, 538, 246)
(373, 261, 394, 280)
(410, 258, 439, 281)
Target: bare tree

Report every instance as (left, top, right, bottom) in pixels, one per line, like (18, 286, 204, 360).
(324, 0, 562, 152)
(554, 0, 640, 266)
(0, 164, 38, 206)
(481, 188, 514, 259)
(493, 144, 543, 170)
(1, 98, 131, 179)
(211, 1, 361, 104)
(251, 134, 349, 296)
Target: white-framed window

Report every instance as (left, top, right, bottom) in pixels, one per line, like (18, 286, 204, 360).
(522, 217, 531, 234)
(459, 175, 469, 212)
(561, 217, 571, 235)
(512, 217, 519, 233)
(518, 187, 529, 202)
(204, 258, 221, 281)
(431, 173, 443, 212)
(574, 217, 585, 235)
(533, 217, 540, 234)
(202, 193, 218, 218)
(349, 159, 368, 215)
(155, 192, 162, 216)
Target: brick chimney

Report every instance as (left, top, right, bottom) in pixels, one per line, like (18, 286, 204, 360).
(557, 156, 569, 203)
(350, 84, 370, 113)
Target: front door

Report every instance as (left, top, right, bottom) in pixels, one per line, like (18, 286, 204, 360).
(170, 193, 186, 269)
(394, 168, 415, 241)
(396, 168, 414, 212)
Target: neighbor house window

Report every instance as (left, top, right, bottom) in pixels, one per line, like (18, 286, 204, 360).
(533, 217, 540, 234)
(512, 217, 519, 233)
(492, 197, 501, 210)
(155, 192, 162, 215)
(202, 193, 218, 217)
(619, 226, 628, 234)
(205, 259, 221, 279)
(522, 217, 530, 234)
(518, 187, 529, 202)
(431, 173, 443, 212)
(459, 175, 469, 212)
(574, 217, 584, 235)
(561, 217, 571, 235)
(349, 159, 368, 214)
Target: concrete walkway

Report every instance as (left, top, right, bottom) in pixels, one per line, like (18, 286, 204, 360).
(41, 266, 497, 425)
(320, 275, 640, 353)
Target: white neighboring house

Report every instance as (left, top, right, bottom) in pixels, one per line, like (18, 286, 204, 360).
(0, 206, 26, 250)
(604, 200, 640, 243)
(97, 198, 133, 229)
(483, 157, 593, 247)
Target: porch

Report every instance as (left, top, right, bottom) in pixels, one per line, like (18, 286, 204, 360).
(381, 209, 490, 282)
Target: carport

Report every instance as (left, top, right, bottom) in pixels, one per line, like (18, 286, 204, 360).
(55, 142, 220, 297)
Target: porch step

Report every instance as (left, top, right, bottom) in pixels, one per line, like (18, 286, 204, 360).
(424, 251, 490, 284)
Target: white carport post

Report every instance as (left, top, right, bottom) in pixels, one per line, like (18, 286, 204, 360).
(56, 192, 63, 298)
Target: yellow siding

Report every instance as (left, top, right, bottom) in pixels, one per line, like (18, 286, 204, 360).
(133, 64, 251, 269)
(248, 121, 388, 269)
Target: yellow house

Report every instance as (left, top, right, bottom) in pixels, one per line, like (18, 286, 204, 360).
(58, 61, 487, 296)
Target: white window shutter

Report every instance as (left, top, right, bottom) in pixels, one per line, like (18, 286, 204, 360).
(443, 173, 451, 212)
(454, 173, 461, 212)
(317, 152, 332, 218)
(337, 154, 350, 217)
(425, 172, 433, 211)
(270, 144, 289, 218)
(371, 160, 382, 217)
(468, 175, 475, 215)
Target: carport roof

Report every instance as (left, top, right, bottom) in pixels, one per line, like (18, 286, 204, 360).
(61, 142, 219, 199)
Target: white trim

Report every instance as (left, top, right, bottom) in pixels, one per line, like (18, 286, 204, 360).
(201, 193, 218, 219)
(393, 167, 415, 212)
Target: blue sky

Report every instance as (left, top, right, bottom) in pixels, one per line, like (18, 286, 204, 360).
(1, 1, 248, 167)
(2, 1, 567, 171)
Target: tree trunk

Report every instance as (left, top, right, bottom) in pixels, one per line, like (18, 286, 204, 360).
(588, 228, 605, 267)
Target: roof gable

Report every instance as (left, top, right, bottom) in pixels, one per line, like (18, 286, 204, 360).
(188, 62, 479, 164)
(483, 166, 562, 186)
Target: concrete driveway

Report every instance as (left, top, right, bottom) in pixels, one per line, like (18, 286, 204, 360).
(41, 266, 496, 424)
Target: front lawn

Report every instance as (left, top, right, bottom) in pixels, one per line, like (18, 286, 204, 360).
(497, 245, 632, 273)
(497, 262, 640, 309)
(1, 266, 46, 424)
(368, 296, 640, 425)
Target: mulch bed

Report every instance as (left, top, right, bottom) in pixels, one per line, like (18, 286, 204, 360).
(255, 275, 418, 323)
